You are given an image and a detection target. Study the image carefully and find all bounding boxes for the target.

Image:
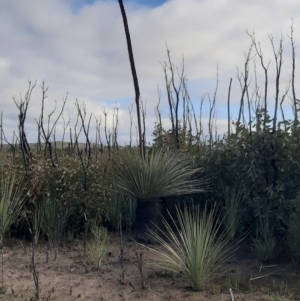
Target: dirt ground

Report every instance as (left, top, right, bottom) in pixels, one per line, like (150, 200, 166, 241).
(0, 234, 299, 301)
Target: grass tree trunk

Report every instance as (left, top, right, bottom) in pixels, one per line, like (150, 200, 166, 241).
(134, 200, 157, 243)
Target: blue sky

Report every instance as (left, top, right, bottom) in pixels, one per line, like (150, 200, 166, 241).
(70, 0, 168, 12)
(0, 0, 299, 144)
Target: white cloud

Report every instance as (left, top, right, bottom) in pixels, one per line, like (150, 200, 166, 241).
(0, 0, 299, 145)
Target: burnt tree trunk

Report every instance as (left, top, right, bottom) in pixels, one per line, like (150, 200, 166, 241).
(133, 200, 157, 244)
(118, 0, 144, 158)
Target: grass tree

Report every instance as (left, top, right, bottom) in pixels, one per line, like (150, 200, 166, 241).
(0, 171, 26, 237)
(112, 148, 207, 242)
(147, 203, 236, 290)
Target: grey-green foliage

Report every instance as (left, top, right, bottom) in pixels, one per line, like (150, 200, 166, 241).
(112, 148, 208, 202)
(148, 203, 236, 291)
(0, 171, 26, 237)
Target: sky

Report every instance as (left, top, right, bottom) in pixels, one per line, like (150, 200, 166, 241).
(0, 0, 299, 145)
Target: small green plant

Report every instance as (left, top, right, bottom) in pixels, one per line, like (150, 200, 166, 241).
(252, 213, 278, 263)
(87, 223, 108, 270)
(147, 203, 236, 291)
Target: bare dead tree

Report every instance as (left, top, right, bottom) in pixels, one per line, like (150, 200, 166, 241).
(161, 61, 175, 140)
(36, 82, 67, 165)
(227, 78, 233, 136)
(236, 44, 254, 125)
(74, 102, 92, 249)
(73, 110, 84, 156)
(69, 127, 73, 154)
(61, 114, 70, 150)
(118, 0, 144, 157)
(163, 49, 185, 149)
(112, 105, 119, 150)
(246, 30, 271, 131)
(75, 100, 92, 171)
(52, 128, 59, 164)
(172, 56, 184, 149)
(14, 80, 36, 172)
(95, 116, 103, 158)
(288, 20, 298, 123)
(279, 81, 291, 131)
(269, 33, 284, 133)
(128, 104, 134, 148)
(199, 94, 206, 142)
(252, 60, 262, 113)
(102, 107, 111, 158)
(208, 67, 219, 148)
(187, 102, 193, 149)
(246, 80, 252, 136)
(185, 86, 201, 151)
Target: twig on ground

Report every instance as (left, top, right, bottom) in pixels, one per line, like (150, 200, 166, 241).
(258, 264, 277, 273)
(250, 274, 270, 281)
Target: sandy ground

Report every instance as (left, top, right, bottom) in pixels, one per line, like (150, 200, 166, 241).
(0, 234, 299, 301)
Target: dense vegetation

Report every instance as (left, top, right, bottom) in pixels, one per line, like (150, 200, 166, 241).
(1, 27, 300, 293)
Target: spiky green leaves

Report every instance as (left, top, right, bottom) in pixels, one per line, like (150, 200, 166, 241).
(0, 171, 26, 236)
(112, 148, 207, 202)
(148, 204, 236, 291)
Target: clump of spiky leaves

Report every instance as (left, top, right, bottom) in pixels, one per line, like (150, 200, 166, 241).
(111, 148, 209, 242)
(112, 148, 208, 201)
(287, 212, 300, 265)
(87, 222, 108, 270)
(252, 213, 278, 263)
(0, 170, 26, 236)
(147, 203, 236, 291)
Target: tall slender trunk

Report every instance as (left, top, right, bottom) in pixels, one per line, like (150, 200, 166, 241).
(118, 0, 144, 158)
